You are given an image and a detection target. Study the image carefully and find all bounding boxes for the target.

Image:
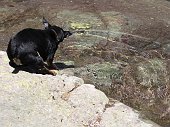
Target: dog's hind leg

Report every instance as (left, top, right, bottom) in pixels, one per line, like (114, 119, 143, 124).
(46, 52, 59, 70)
(32, 57, 58, 76)
(20, 52, 58, 76)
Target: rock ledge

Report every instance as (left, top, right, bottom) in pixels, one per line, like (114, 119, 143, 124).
(0, 51, 160, 127)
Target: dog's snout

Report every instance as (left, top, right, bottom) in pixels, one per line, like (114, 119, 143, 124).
(64, 31, 72, 38)
(68, 31, 72, 36)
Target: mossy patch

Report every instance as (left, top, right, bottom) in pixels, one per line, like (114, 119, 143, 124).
(162, 43, 170, 56)
(74, 62, 123, 87)
(136, 59, 168, 87)
(70, 22, 91, 30)
(0, 7, 9, 12)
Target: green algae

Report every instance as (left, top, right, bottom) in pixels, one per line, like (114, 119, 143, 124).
(70, 22, 91, 30)
(74, 62, 123, 87)
(136, 59, 168, 87)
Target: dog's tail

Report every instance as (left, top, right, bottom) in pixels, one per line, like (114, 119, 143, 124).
(7, 39, 14, 60)
(6, 39, 20, 68)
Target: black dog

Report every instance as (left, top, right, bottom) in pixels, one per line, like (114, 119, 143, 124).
(7, 17, 72, 75)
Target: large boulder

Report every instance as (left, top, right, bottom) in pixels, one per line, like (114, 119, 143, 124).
(0, 51, 160, 127)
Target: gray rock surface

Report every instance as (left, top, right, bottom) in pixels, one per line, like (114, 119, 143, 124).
(0, 51, 160, 127)
(100, 101, 160, 127)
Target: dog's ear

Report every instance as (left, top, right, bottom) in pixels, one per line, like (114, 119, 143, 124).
(64, 31, 72, 38)
(42, 17, 51, 29)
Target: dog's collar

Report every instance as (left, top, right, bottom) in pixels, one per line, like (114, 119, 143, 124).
(50, 29, 58, 40)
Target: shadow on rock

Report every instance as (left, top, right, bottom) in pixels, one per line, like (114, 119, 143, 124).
(11, 62, 75, 75)
(54, 62, 75, 70)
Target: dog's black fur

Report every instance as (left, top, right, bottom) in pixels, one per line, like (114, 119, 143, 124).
(7, 18, 72, 75)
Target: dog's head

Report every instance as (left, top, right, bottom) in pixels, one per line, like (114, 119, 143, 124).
(43, 17, 72, 42)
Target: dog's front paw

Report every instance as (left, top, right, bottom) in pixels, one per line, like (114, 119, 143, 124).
(49, 70, 58, 76)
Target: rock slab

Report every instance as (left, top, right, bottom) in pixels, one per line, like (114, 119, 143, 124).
(0, 51, 160, 127)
